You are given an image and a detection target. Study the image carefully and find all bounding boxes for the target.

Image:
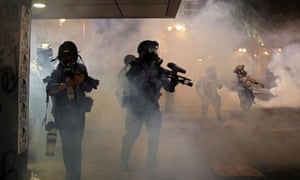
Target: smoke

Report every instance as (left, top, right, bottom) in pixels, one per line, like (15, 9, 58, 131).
(260, 43, 300, 107)
(29, 0, 244, 174)
(28, 0, 300, 178)
(29, 0, 250, 116)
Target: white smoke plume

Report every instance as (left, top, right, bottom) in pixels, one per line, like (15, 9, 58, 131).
(28, 0, 300, 178)
(261, 43, 300, 107)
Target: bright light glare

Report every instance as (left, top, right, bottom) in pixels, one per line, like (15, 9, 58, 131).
(264, 51, 269, 56)
(207, 56, 214, 60)
(238, 48, 247, 53)
(278, 48, 282, 52)
(59, 19, 66, 26)
(33, 3, 46, 8)
(167, 26, 173, 31)
(39, 43, 51, 49)
(60, 19, 66, 23)
(175, 25, 186, 32)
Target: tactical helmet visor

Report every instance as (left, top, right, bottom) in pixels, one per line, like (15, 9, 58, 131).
(61, 50, 77, 58)
(148, 46, 158, 54)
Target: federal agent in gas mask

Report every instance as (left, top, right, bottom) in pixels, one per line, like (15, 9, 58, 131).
(120, 40, 178, 173)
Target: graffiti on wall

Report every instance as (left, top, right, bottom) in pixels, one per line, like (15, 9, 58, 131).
(18, 5, 31, 155)
(0, 2, 30, 155)
(0, 2, 19, 113)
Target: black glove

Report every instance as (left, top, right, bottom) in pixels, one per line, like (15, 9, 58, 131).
(169, 79, 178, 92)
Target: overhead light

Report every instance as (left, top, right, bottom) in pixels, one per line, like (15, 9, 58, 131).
(175, 24, 186, 32)
(39, 43, 51, 49)
(264, 51, 269, 56)
(167, 26, 173, 32)
(59, 19, 66, 26)
(33, 2, 46, 8)
(238, 48, 247, 53)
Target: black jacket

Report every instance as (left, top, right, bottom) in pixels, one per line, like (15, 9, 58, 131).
(46, 62, 93, 117)
(126, 56, 176, 111)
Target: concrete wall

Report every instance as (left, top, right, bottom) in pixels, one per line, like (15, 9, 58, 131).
(0, 0, 31, 179)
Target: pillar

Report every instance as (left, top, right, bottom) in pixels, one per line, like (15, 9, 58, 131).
(0, 0, 32, 179)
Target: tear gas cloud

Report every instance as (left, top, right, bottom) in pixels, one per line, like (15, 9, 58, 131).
(259, 43, 300, 107)
(29, 1, 249, 148)
(28, 0, 300, 177)
(29, 1, 300, 125)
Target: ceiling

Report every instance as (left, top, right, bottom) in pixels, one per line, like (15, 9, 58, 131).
(32, 0, 182, 19)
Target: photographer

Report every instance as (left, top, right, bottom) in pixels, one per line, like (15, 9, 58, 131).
(120, 40, 178, 173)
(46, 41, 99, 180)
(29, 43, 55, 161)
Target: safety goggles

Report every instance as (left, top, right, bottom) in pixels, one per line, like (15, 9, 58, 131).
(62, 51, 77, 58)
(148, 46, 158, 54)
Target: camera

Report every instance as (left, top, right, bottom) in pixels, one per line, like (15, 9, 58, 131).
(85, 76, 99, 90)
(63, 66, 100, 90)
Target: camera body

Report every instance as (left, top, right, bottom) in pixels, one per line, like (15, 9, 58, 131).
(85, 76, 99, 90)
(63, 66, 100, 90)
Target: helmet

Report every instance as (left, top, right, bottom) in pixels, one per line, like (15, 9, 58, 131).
(57, 41, 78, 60)
(235, 64, 244, 71)
(124, 54, 136, 64)
(205, 66, 216, 74)
(234, 64, 247, 76)
(137, 40, 159, 55)
(36, 43, 53, 68)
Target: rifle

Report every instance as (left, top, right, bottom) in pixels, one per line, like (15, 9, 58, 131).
(160, 62, 193, 87)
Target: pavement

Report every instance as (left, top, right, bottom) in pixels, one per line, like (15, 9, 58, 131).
(27, 89, 300, 180)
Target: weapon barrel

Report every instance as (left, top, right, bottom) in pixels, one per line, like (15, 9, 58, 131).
(167, 62, 186, 74)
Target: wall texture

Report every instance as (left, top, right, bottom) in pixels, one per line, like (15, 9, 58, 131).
(0, 0, 31, 179)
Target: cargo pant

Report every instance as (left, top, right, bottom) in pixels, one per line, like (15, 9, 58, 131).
(121, 105, 162, 168)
